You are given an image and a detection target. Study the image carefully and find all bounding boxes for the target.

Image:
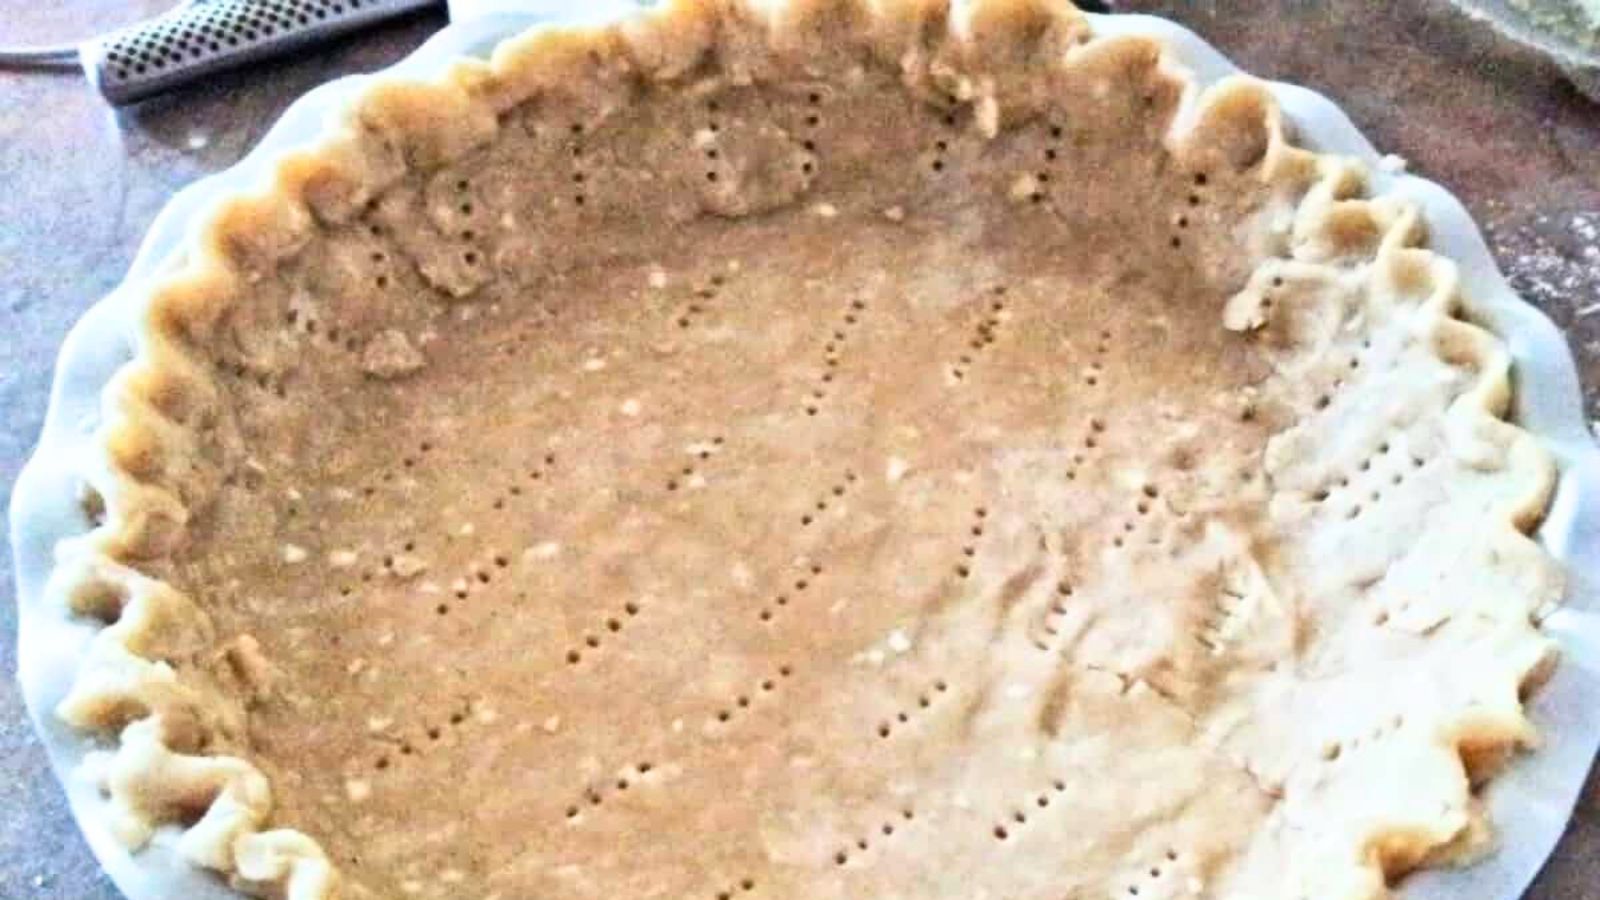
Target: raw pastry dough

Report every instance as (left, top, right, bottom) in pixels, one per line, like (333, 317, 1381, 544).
(49, 1, 1560, 898)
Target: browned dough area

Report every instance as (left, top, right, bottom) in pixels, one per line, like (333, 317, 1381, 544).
(159, 65, 1281, 898)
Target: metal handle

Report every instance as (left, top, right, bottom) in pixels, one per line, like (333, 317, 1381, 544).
(81, 0, 443, 106)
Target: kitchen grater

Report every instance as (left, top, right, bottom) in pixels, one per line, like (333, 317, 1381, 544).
(81, 0, 443, 106)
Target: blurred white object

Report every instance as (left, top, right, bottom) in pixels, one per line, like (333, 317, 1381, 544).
(1449, 0, 1600, 99)
(1578, 0, 1600, 29)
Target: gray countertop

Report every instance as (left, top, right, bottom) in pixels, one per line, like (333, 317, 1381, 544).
(1, 2, 1596, 897)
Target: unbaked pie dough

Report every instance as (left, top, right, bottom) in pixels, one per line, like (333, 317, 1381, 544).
(49, 1, 1563, 898)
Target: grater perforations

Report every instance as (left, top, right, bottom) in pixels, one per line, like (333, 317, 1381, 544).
(87, 0, 437, 105)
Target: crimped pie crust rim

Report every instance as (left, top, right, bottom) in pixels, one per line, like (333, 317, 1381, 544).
(9, 3, 1598, 900)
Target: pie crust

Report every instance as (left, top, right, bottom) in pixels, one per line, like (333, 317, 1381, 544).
(47, 1, 1563, 898)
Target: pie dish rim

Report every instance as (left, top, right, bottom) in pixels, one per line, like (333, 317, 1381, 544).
(8, 4, 1600, 899)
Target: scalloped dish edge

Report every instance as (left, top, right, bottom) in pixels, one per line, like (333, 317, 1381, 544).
(11, 2, 1600, 900)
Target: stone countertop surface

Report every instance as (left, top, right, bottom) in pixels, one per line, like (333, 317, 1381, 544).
(1, 1, 1596, 897)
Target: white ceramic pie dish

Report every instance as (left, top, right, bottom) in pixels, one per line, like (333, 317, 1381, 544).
(10, 5, 1600, 900)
